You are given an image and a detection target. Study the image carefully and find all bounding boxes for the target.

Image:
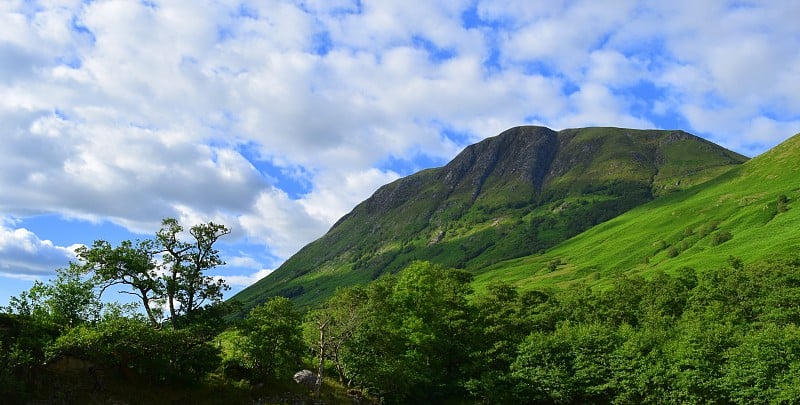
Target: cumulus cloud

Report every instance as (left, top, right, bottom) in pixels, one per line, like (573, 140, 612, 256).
(0, 220, 80, 279)
(224, 268, 275, 288)
(0, 0, 798, 284)
(220, 254, 275, 287)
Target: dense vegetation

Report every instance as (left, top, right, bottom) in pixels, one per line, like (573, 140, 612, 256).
(295, 259, 800, 404)
(6, 257, 800, 404)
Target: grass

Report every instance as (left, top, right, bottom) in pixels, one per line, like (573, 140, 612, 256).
(473, 132, 800, 294)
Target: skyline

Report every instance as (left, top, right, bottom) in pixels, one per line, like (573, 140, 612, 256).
(2, 0, 800, 305)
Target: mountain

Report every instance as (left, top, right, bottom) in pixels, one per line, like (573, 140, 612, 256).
(472, 129, 800, 294)
(233, 126, 748, 309)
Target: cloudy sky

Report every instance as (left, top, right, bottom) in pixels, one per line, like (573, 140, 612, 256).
(2, 0, 799, 305)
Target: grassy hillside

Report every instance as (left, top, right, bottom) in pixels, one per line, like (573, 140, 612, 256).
(233, 127, 747, 309)
(474, 132, 800, 293)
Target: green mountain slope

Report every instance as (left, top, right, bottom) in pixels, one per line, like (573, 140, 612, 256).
(233, 126, 747, 309)
(474, 131, 800, 293)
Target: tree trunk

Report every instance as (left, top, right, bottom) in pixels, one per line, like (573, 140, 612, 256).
(140, 292, 157, 327)
(315, 320, 327, 399)
(168, 272, 178, 329)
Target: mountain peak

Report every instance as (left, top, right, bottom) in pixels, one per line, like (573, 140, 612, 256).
(233, 126, 748, 309)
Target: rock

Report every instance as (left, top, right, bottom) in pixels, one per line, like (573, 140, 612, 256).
(293, 369, 317, 389)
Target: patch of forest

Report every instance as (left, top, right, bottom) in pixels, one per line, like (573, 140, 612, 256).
(3, 220, 800, 404)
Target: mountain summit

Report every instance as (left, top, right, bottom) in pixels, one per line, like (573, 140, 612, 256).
(234, 126, 747, 309)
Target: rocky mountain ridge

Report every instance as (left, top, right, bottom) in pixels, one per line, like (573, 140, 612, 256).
(233, 126, 748, 309)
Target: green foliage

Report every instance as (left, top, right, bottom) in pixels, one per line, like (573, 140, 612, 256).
(778, 194, 789, 213)
(666, 246, 679, 258)
(719, 325, 800, 403)
(511, 322, 621, 403)
(236, 297, 304, 381)
(78, 217, 231, 328)
(48, 315, 222, 383)
(77, 238, 162, 325)
(304, 285, 369, 388)
(711, 230, 733, 246)
(0, 312, 61, 400)
(304, 257, 800, 403)
(465, 283, 559, 402)
(156, 218, 231, 328)
(339, 262, 475, 402)
(5, 265, 102, 329)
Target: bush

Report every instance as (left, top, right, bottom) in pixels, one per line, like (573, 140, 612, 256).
(712, 231, 733, 246)
(48, 317, 221, 383)
(666, 247, 679, 258)
(778, 195, 789, 213)
(698, 222, 719, 238)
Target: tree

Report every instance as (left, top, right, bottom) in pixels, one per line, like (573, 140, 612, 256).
(48, 314, 222, 384)
(5, 264, 101, 328)
(511, 322, 621, 403)
(305, 286, 368, 397)
(464, 283, 560, 403)
(77, 239, 162, 327)
(340, 262, 475, 402)
(720, 324, 800, 403)
(155, 218, 230, 328)
(778, 194, 789, 213)
(78, 218, 231, 328)
(237, 296, 304, 381)
(1, 265, 100, 399)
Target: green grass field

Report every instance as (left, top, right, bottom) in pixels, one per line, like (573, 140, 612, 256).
(473, 132, 800, 294)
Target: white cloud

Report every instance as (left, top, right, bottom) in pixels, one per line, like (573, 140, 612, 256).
(301, 168, 401, 224)
(238, 188, 329, 259)
(0, 0, 799, 285)
(496, 0, 638, 73)
(0, 221, 80, 278)
(222, 254, 276, 287)
(554, 83, 654, 130)
(224, 268, 275, 287)
(584, 50, 646, 88)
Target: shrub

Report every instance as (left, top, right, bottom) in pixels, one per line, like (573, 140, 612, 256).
(547, 258, 563, 272)
(778, 195, 789, 213)
(712, 231, 733, 246)
(666, 247, 679, 258)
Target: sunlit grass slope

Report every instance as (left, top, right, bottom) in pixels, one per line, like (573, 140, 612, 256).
(474, 132, 800, 293)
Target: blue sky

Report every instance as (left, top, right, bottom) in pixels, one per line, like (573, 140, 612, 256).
(2, 0, 800, 306)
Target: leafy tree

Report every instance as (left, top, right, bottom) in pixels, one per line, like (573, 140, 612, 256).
(720, 324, 800, 404)
(48, 314, 221, 384)
(77, 239, 162, 326)
(464, 283, 560, 403)
(237, 296, 304, 381)
(305, 285, 368, 397)
(5, 264, 101, 328)
(78, 218, 230, 328)
(341, 262, 474, 402)
(0, 312, 61, 401)
(711, 230, 733, 246)
(511, 322, 621, 403)
(155, 218, 231, 328)
(610, 324, 674, 403)
(5, 281, 50, 320)
(778, 194, 789, 212)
